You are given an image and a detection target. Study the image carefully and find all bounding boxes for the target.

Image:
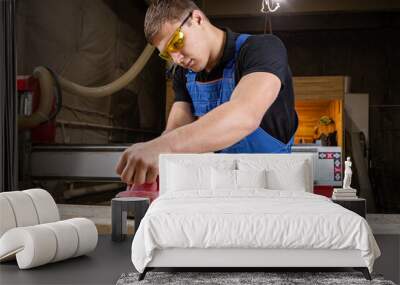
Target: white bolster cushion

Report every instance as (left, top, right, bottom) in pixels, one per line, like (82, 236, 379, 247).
(0, 189, 59, 239)
(0, 196, 17, 237)
(42, 221, 79, 262)
(23, 189, 60, 223)
(0, 192, 39, 227)
(0, 226, 57, 269)
(0, 218, 98, 269)
(64, 218, 98, 257)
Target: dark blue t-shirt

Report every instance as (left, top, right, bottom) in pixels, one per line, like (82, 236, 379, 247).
(173, 29, 297, 144)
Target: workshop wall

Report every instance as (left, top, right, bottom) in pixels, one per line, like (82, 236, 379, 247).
(16, 0, 165, 145)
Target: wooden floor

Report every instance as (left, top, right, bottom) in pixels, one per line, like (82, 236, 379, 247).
(0, 235, 133, 285)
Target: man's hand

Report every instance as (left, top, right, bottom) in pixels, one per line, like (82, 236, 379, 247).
(115, 102, 193, 186)
(115, 139, 172, 185)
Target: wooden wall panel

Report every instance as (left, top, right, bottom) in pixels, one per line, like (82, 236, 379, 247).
(327, 100, 343, 147)
(295, 100, 329, 143)
(293, 76, 348, 101)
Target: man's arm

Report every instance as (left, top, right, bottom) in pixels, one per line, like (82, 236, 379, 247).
(162, 102, 196, 135)
(161, 72, 281, 152)
(116, 72, 280, 185)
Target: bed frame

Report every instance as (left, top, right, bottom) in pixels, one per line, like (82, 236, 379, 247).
(140, 248, 371, 280)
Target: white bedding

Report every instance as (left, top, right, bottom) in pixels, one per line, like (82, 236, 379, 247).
(131, 190, 380, 273)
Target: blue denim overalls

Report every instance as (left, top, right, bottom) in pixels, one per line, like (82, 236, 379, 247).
(185, 34, 298, 153)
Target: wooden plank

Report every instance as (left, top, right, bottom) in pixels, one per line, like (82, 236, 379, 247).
(293, 76, 347, 100)
(327, 100, 343, 147)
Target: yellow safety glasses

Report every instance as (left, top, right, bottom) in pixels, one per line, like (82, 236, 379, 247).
(159, 12, 192, 61)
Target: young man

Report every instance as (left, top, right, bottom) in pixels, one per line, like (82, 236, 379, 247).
(116, 0, 298, 186)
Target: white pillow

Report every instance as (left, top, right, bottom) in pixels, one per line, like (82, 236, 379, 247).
(211, 168, 236, 190)
(211, 169, 267, 190)
(238, 158, 310, 192)
(167, 162, 211, 191)
(237, 169, 267, 188)
(265, 162, 308, 191)
(165, 158, 236, 192)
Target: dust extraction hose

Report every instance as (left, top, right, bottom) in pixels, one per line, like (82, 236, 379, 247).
(18, 44, 155, 129)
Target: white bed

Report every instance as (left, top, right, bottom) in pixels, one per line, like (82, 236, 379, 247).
(131, 154, 380, 280)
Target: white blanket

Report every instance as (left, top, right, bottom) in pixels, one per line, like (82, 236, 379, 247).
(131, 190, 380, 273)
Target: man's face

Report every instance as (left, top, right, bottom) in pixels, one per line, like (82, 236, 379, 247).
(153, 13, 209, 72)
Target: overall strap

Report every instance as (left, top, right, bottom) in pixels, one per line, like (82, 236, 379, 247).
(224, 33, 251, 78)
(235, 34, 251, 56)
(185, 70, 196, 83)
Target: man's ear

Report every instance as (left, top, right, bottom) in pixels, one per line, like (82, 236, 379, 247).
(191, 9, 205, 26)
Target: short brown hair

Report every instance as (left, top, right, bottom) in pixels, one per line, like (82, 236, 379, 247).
(144, 0, 200, 43)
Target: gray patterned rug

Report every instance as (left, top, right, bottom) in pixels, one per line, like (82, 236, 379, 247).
(116, 271, 396, 285)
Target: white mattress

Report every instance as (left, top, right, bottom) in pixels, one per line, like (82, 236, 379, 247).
(131, 190, 380, 273)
